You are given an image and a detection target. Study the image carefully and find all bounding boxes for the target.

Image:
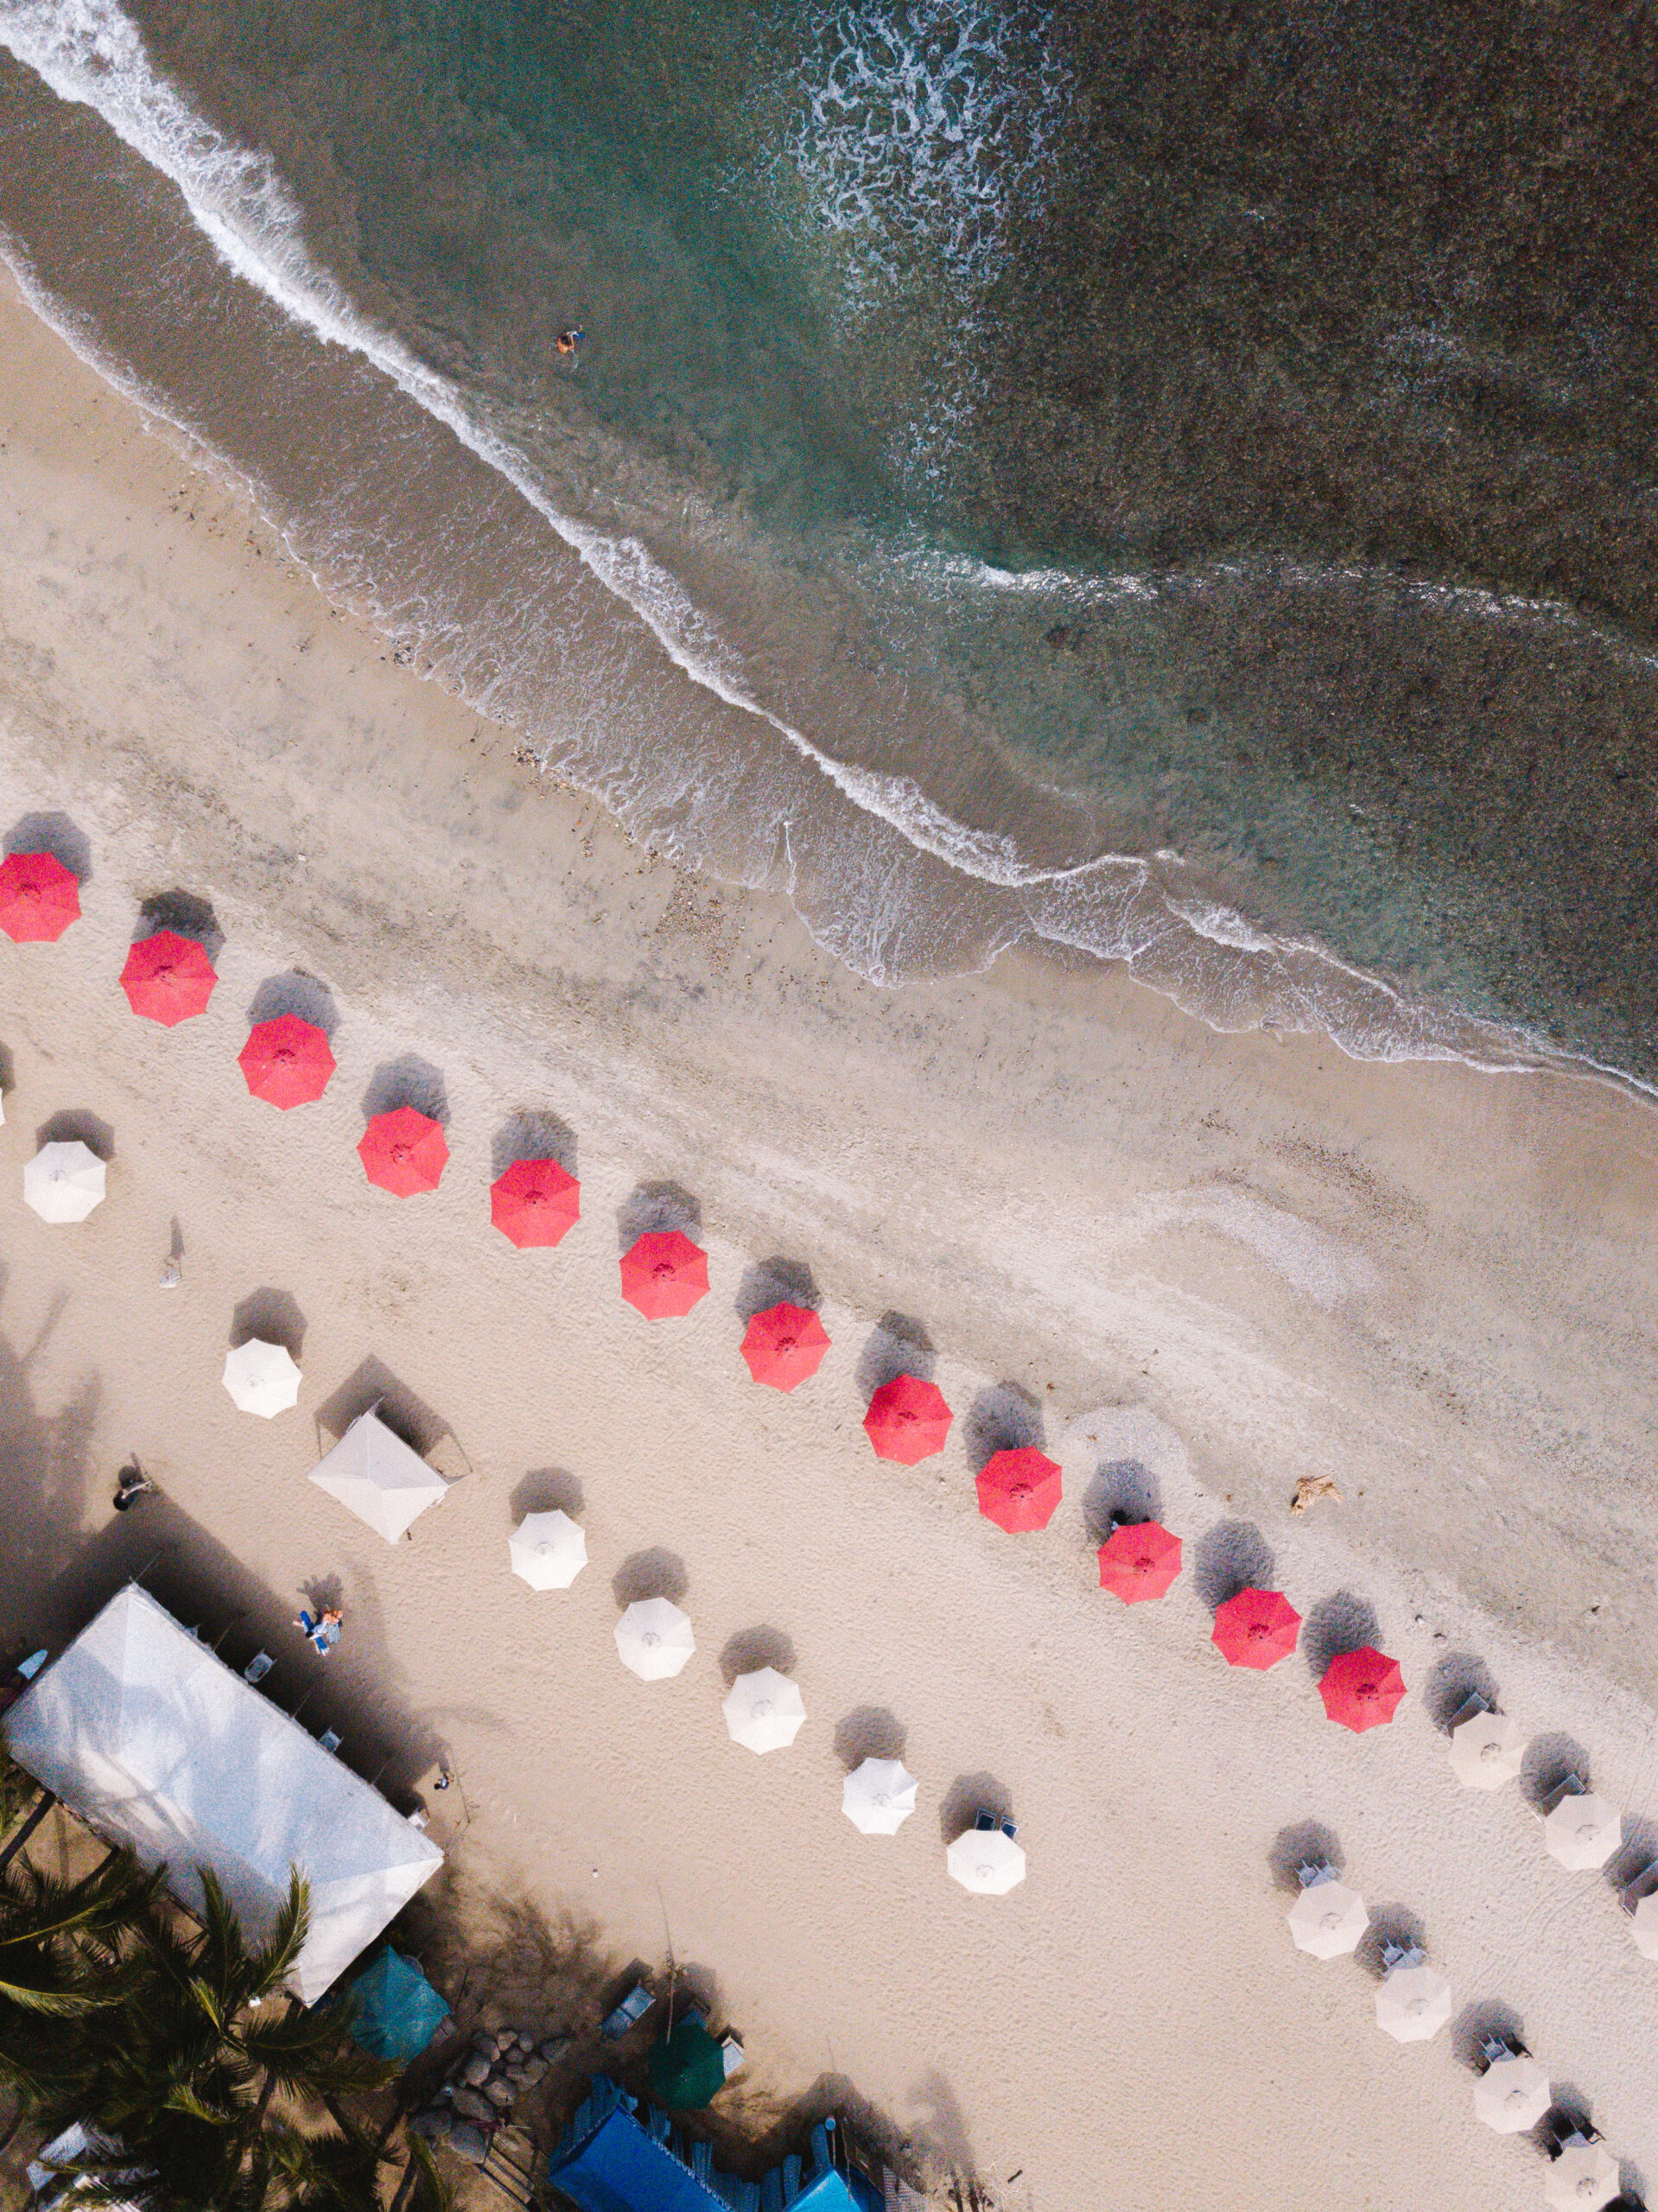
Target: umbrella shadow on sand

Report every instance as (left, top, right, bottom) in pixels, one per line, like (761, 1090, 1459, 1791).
(1267, 1819, 1345, 1892)
(961, 1384, 1044, 1475)
(247, 969, 339, 1034)
(360, 1055, 448, 1124)
(1301, 1591, 1382, 1681)
(717, 1627, 796, 1688)
(492, 1109, 578, 1179)
(5, 809, 92, 880)
(313, 1356, 454, 1460)
(1191, 1520, 1275, 1613)
(833, 1707, 907, 1767)
(1355, 1905, 1428, 1979)
(734, 1257, 819, 1321)
(511, 1466, 584, 1521)
(229, 1287, 306, 1357)
(854, 1313, 936, 1397)
(937, 1772, 1012, 1845)
(1081, 1458, 1162, 1543)
(612, 1548, 689, 1607)
(1423, 1649, 1500, 1732)
(137, 889, 223, 961)
(1520, 1731, 1593, 1811)
(617, 1180, 700, 1248)
(1451, 1997, 1527, 2071)
(35, 1109, 115, 1161)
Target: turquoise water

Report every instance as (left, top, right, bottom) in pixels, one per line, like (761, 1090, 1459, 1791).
(2, 0, 1655, 1077)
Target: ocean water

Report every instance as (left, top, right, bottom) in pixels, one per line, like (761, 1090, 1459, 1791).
(0, 0, 1655, 1081)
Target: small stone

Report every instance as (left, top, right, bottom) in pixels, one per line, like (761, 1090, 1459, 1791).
(505, 2065, 529, 2087)
(516, 2029, 535, 2051)
(485, 2078, 515, 2109)
(520, 2057, 547, 2085)
(449, 2121, 490, 2165)
(451, 2088, 494, 2126)
(461, 2055, 491, 2088)
(492, 2031, 516, 2056)
(539, 2037, 569, 2061)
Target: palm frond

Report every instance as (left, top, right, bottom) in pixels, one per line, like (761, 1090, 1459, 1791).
(247, 1867, 310, 1996)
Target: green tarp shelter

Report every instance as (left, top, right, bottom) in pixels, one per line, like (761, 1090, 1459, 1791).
(346, 1947, 450, 2065)
(646, 2016, 727, 2110)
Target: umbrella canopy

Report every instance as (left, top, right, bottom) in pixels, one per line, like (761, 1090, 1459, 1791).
(510, 1510, 588, 1591)
(1320, 1648, 1406, 1732)
(1544, 1789, 1621, 1871)
(620, 1230, 708, 1319)
(1449, 1709, 1524, 1789)
(120, 930, 217, 1025)
(23, 1141, 105, 1224)
(0, 850, 79, 942)
(1545, 2144, 1621, 2211)
(492, 1156, 580, 1248)
(1632, 1891, 1658, 1961)
(1375, 1964, 1452, 2044)
(863, 1374, 953, 1465)
(346, 1948, 451, 2065)
(1473, 2052, 1552, 2134)
(238, 1015, 335, 1109)
(722, 1668, 806, 1754)
(975, 1447, 1063, 1533)
(1097, 1521, 1183, 1603)
(842, 1758, 918, 1836)
(308, 1410, 448, 1544)
(740, 1302, 830, 1390)
(946, 1827, 1026, 1897)
(222, 1339, 302, 1419)
(1211, 1587, 1301, 1670)
(646, 2017, 727, 2112)
(615, 1599, 696, 1681)
(1286, 1879, 1369, 1959)
(358, 1107, 448, 1196)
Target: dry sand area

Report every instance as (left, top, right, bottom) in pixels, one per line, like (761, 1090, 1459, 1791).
(2, 272, 1658, 2210)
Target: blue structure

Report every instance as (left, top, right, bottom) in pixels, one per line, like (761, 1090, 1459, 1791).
(344, 1947, 451, 2066)
(547, 2079, 880, 2212)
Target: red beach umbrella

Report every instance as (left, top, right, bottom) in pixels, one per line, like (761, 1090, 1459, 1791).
(120, 930, 217, 1025)
(740, 1302, 829, 1390)
(238, 1014, 335, 1109)
(1212, 1586, 1301, 1670)
(492, 1157, 581, 1248)
(358, 1105, 448, 1196)
(0, 851, 80, 942)
(620, 1230, 708, 1317)
(976, 1447, 1063, 1533)
(1098, 1520, 1183, 1603)
(863, 1375, 952, 1465)
(1320, 1647, 1406, 1732)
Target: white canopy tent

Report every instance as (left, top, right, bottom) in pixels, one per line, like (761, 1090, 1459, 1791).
(2, 1585, 441, 2003)
(309, 1409, 448, 1544)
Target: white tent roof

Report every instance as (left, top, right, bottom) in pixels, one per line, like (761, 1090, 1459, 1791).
(309, 1409, 448, 1543)
(2, 1585, 441, 2002)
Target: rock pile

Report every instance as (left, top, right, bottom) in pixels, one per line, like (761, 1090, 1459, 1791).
(410, 2024, 569, 2165)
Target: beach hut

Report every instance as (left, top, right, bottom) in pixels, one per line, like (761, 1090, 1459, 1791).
(358, 1106, 448, 1196)
(842, 1758, 918, 1836)
(1544, 2142, 1621, 2211)
(3, 1585, 441, 2002)
(491, 1157, 580, 1247)
(1473, 2051, 1551, 2133)
(740, 1302, 830, 1389)
(309, 1409, 448, 1543)
(222, 1338, 302, 1418)
(619, 1230, 708, 1318)
(1286, 1875, 1369, 1959)
(615, 1599, 696, 1681)
(1211, 1588, 1300, 1669)
(547, 2079, 876, 2212)
(120, 930, 217, 1025)
(1544, 1789, 1622, 1872)
(509, 1509, 588, 1591)
(238, 1014, 334, 1109)
(23, 1140, 105, 1224)
(723, 1668, 806, 1754)
(346, 1948, 452, 2065)
(1319, 1648, 1406, 1732)
(645, 2017, 727, 2111)
(1374, 1962, 1452, 2044)
(1097, 1520, 1182, 1603)
(975, 1447, 1062, 1533)
(1449, 1708, 1524, 1789)
(0, 849, 79, 941)
(946, 1823, 1026, 1896)
(863, 1375, 952, 1465)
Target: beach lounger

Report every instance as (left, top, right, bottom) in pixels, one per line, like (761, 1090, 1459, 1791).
(693, 2140, 715, 2183)
(782, 2152, 803, 2202)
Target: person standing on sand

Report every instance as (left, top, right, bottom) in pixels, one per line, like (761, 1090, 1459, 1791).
(112, 1462, 154, 1512)
(556, 327, 585, 358)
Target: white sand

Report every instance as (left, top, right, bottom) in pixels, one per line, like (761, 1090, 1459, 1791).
(2, 273, 1658, 2209)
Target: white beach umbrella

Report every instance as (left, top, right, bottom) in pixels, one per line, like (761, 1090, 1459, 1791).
(509, 1510, 588, 1591)
(1631, 1891, 1658, 1961)
(1375, 1964, 1452, 2044)
(1449, 1709, 1524, 1789)
(722, 1668, 806, 1754)
(308, 1410, 448, 1545)
(221, 1339, 302, 1419)
(23, 1141, 105, 1224)
(946, 1827, 1026, 1897)
(1286, 1879, 1369, 1959)
(1544, 1790, 1622, 1872)
(842, 1758, 918, 1836)
(1473, 2052, 1551, 2133)
(614, 1599, 695, 1681)
(1544, 2144, 1621, 2210)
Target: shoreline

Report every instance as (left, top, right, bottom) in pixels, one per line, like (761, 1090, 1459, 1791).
(2, 259, 1658, 2207)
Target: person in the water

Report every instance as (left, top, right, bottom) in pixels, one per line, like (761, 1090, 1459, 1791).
(556, 327, 584, 357)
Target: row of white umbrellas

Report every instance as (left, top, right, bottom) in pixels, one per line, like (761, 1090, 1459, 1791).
(1286, 1869, 1624, 2206)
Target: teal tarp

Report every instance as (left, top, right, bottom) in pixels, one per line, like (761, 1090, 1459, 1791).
(346, 1947, 450, 2064)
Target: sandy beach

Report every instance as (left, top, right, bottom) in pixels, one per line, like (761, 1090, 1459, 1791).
(3, 267, 1658, 2209)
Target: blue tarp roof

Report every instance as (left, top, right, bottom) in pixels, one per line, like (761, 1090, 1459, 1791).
(345, 1947, 450, 2065)
(548, 2108, 727, 2212)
